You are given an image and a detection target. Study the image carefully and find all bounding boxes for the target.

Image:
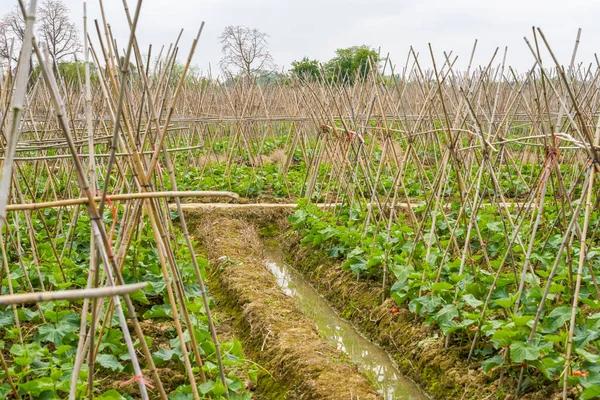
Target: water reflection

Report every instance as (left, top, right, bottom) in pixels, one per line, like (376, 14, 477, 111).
(264, 249, 427, 400)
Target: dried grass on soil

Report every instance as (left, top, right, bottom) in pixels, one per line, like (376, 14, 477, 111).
(195, 211, 380, 399)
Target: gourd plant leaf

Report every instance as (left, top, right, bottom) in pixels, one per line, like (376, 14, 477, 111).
(96, 354, 124, 372)
(482, 354, 504, 373)
(544, 306, 572, 332)
(38, 312, 80, 346)
(510, 341, 541, 363)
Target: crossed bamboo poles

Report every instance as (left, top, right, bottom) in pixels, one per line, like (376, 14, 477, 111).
(294, 32, 599, 400)
(0, 1, 233, 399)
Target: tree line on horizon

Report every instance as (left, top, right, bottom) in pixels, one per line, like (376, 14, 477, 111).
(218, 25, 380, 85)
(0, 5, 379, 87)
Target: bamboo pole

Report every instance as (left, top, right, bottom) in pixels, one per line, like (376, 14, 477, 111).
(0, 282, 147, 305)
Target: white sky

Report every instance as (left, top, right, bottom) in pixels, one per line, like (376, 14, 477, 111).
(1, 0, 599, 75)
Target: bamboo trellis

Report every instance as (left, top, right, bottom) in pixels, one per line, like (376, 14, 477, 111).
(0, 1, 598, 398)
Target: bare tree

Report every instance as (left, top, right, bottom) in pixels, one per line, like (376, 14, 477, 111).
(38, 0, 80, 67)
(0, 22, 14, 67)
(218, 25, 275, 80)
(0, 0, 80, 69)
(0, 6, 26, 65)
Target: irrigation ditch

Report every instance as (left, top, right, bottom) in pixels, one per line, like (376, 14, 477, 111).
(189, 206, 380, 399)
(183, 204, 564, 400)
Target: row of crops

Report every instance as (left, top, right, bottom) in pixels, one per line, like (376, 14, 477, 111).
(0, 208, 255, 399)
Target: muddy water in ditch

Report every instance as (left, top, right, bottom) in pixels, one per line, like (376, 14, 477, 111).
(263, 245, 427, 400)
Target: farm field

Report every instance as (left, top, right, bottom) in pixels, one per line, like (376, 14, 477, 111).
(0, 1, 599, 400)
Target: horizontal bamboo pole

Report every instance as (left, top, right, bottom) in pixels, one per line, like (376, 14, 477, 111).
(382, 202, 535, 210)
(3, 145, 205, 161)
(0, 282, 147, 305)
(170, 202, 532, 211)
(6, 191, 239, 211)
(170, 203, 342, 211)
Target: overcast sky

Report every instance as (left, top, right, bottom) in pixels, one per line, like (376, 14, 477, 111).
(1, 0, 599, 75)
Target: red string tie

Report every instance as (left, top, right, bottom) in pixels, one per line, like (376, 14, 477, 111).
(120, 374, 154, 389)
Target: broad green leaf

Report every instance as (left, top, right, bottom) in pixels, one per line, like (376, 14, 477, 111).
(211, 379, 226, 396)
(130, 289, 150, 305)
(482, 354, 504, 373)
(55, 345, 73, 355)
(544, 333, 566, 343)
(530, 354, 565, 380)
(465, 282, 487, 298)
(224, 339, 243, 357)
(38, 311, 81, 346)
(366, 256, 383, 269)
(576, 348, 600, 363)
(510, 341, 540, 363)
(391, 289, 408, 306)
(440, 319, 474, 335)
(431, 282, 453, 293)
(580, 298, 600, 309)
(98, 390, 127, 400)
(198, 381, 214, 395)
(434, 304, 458, 325)
(153, 348, 175, 365)
(290, 209, 308, 227)
(99, 328, 126, 354)
(145, 280, 167, 296)
(170, 391, 193, 400)
(582, 386, 600, 400)
(0, 384, 11, 399)
(248, 369, 258, 383)
(544, 306, 571, 332)
(391, 265, 414, 284)
(409, 294, 441, 315)
(346, 257, 367, 275)
(574, 328, 599, 348)
(97, 354, 124, 372)
(38, 323, 71, 346)
(17, 307, 38, 322)
(462, 294, 483, 308)
(512, 315, 533, 328)
(19, 377, 55, 397)
(487, 221, 504, 232)
(143, 304, 172, 319)
(493, 296, 516, 309)
(0, 310, 14, 327)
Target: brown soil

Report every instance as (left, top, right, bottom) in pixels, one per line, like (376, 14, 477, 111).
(190, 209, 380, 399)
